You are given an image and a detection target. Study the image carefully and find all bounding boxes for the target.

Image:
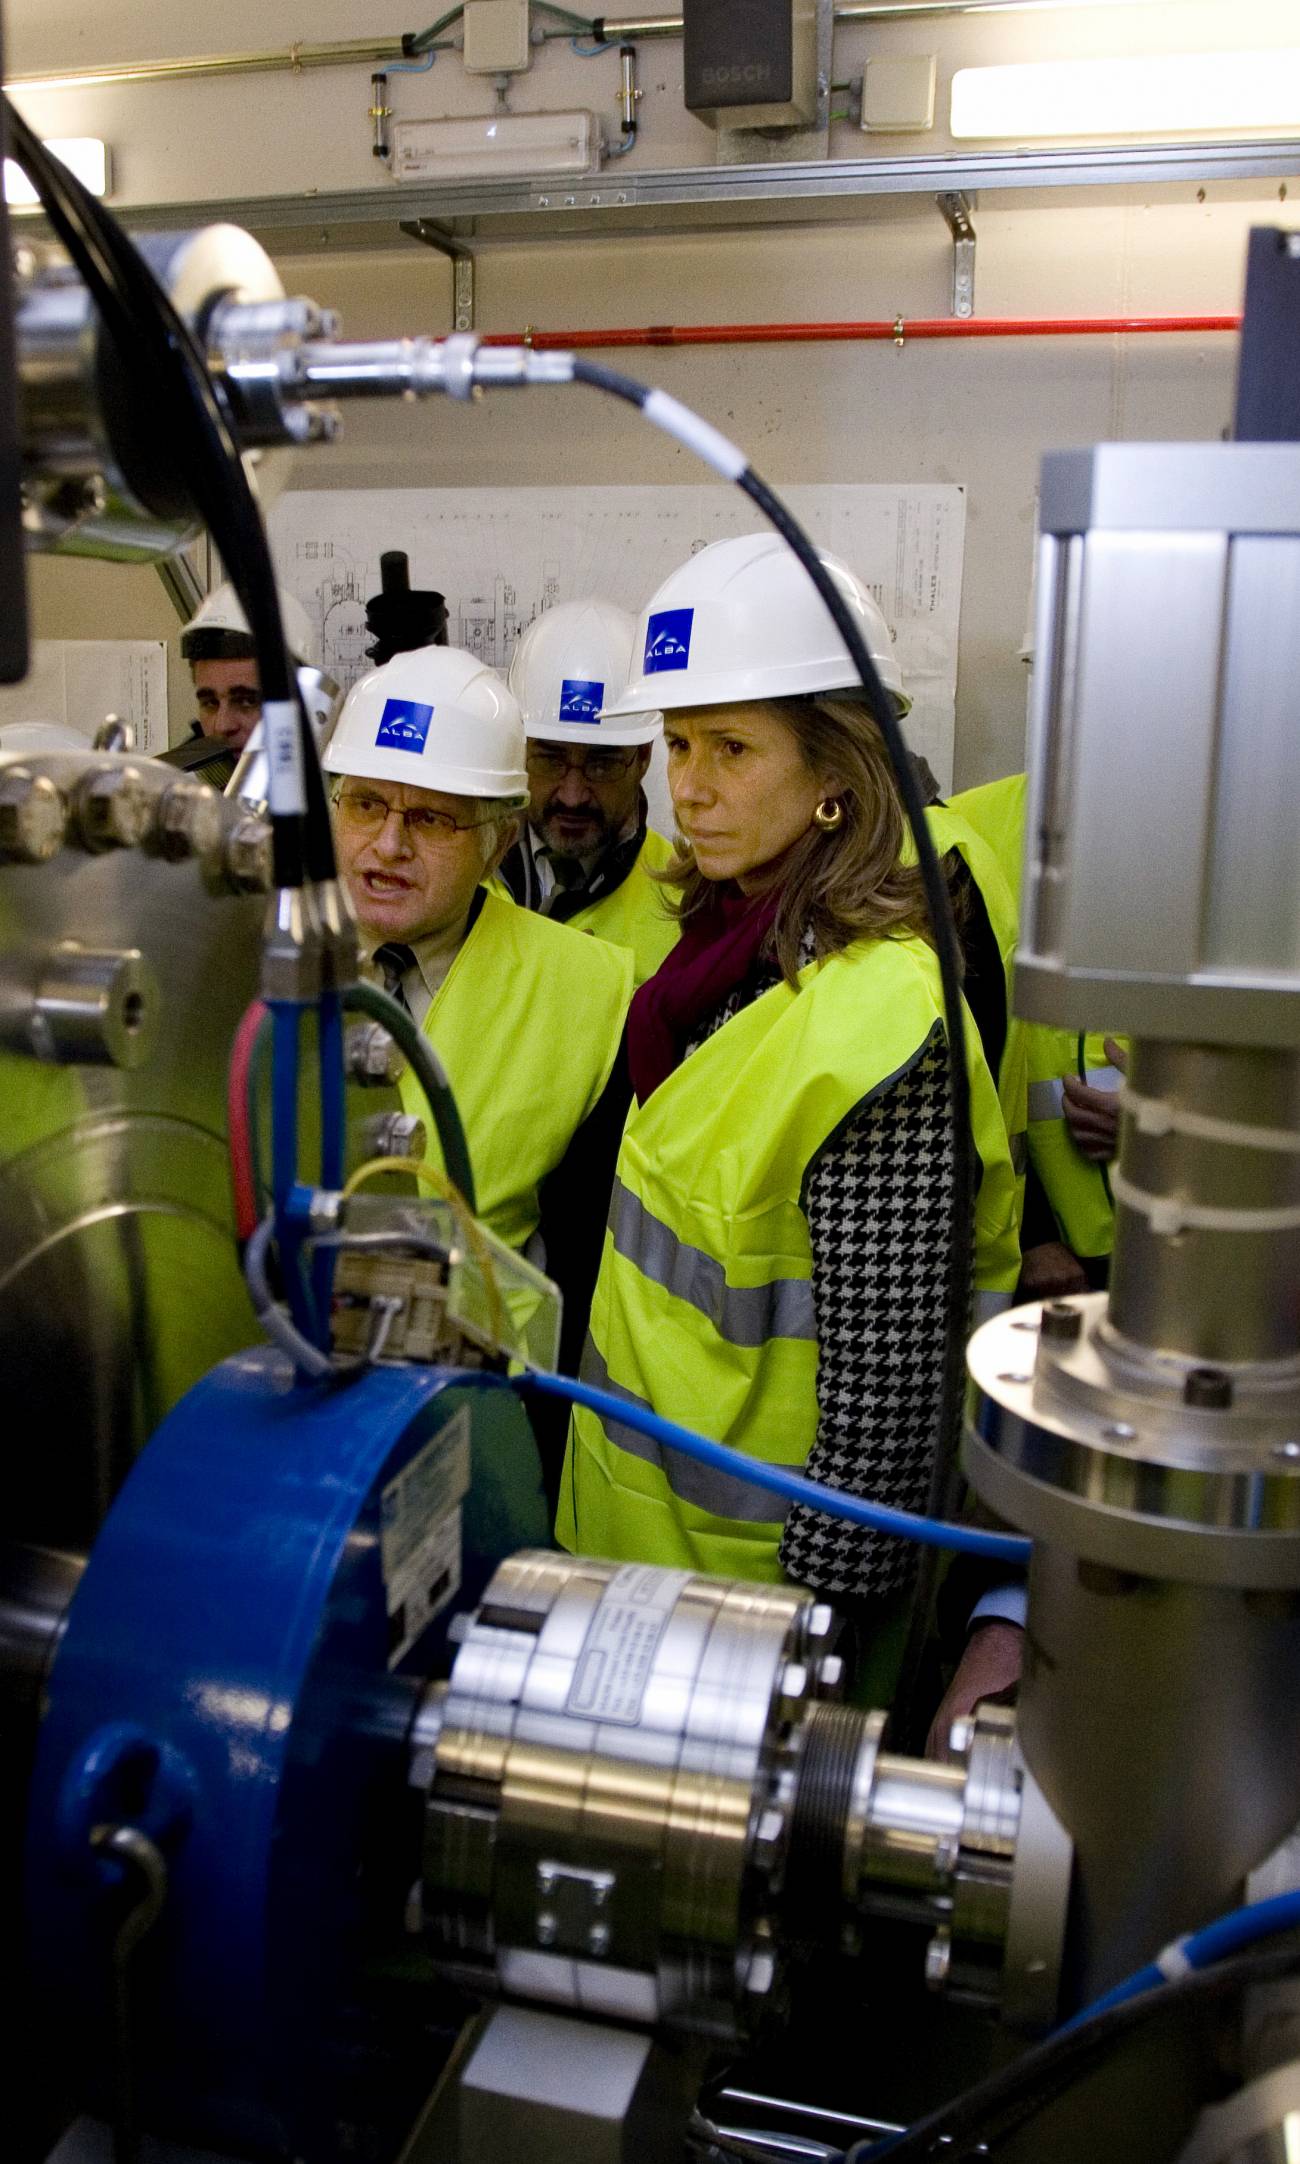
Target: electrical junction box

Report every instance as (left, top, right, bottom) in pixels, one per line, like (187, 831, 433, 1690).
(462, 0, 532, 75)
(861, 53, 937, 134)
(683, 0, 819, 130)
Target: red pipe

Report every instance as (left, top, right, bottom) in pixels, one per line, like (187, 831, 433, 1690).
(480, 313, 1239, 351)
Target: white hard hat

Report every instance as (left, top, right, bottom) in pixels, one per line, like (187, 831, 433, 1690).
(323, 646, 529, 805)
(507, 598, 663, 747)
(182, 581, 319, 670)
(605, 532, 910, 721)
(0, 721, 91, 755)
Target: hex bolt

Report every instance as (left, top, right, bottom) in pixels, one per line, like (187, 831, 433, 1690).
(587, 1922, 611, 1958)
(802, 1600, 836, 1645)
(753, 1806, 785, 1866)
(1040, 1300, 1083, 1344)
(346, 1019, 403, 1086)
(151, 780, 223, 862)
(924, 1929, 953, 1990)
(948, 1715, 975, 1758)
(1184, 1366, 1234, 1410)
(0, 768, 66, 863)
(223, 814, 273, 893)
(536, 1912, 558, 1948)
(73, 764, 151, 852)
(537, 1865, 557, 1897)
(815, 1654, 845, 1698)
(777, 1661, 808, 1721)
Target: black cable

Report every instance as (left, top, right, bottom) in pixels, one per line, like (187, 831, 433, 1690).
(3, 102, 335, 889)
(567, 359, 977, 1682)
(842, 1937, 1300, 2163)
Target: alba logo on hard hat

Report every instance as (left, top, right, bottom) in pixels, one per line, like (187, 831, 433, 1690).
(643, 609, 694, 675)
(558, 678, 605, 725)
(375, 698, 433, 752)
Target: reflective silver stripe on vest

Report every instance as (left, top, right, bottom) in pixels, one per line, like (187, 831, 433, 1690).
(608, 1177, 816, 1349)
(579, 1340, 789, 1524)
(973, 1287, 1012, 1325)
(1028, 1068, 1123, 1125)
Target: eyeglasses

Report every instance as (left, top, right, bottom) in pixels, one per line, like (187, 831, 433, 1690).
(334, 790, 496, 843)
(526, 745, 639, 784)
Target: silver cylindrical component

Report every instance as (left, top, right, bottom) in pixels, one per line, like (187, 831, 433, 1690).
(1017, 1544, 1300, 2000)
(27, 943, 159, 1069)
(618, 44, 640, 133)
(0, 1540, 84, 1728)
(1108, 1041, 1300, 1366)
(18, 225, 291, 560)
(1018, 443, 1300, 1047)
(370, 70, 392, 160)
(0, 768, 67, 862)
(417, 1552, 814, 2038)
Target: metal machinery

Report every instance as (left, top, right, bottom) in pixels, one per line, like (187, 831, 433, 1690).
(2, 94, 1300, 2164)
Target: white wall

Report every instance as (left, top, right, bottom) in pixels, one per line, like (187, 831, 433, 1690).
(10, 1, 1298, 777)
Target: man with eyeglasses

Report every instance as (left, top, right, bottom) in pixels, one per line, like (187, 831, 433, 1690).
(324, 648, 633, 1453)
(500, 599, 679, 986)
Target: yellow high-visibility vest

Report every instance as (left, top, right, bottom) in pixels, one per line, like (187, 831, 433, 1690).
(951, 772, 1118, 1262)
(399, 888, 632, 1253)
(563, 827, 681, 987)
(557, 932, 1020, 1580)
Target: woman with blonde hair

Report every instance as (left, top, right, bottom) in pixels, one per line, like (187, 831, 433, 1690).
(558, 533, 1019, 1677)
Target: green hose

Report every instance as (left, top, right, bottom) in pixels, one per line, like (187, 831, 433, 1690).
(344, 979, 478, 1215)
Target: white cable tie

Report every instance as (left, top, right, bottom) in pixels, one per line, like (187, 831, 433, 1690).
(1121, 1086, 1300, 1156)
(1155, 1936, 1194, 1982)
(643, 388, 748, 480)
(263, 698, 306, 817)
(1111, 1169, 1300, 1238)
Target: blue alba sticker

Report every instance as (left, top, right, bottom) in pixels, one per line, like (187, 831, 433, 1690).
(558, 677, 605, 724)
(376, 697, 433, 751)
(643, 608, 694, 675)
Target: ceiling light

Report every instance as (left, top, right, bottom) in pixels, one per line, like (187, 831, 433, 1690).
(390, 110, 600, 182)
(951, 48, 1300, 140)
(4, 136, 111, 205)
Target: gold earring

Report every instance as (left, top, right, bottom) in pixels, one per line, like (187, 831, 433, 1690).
(814, 798, 844, 831)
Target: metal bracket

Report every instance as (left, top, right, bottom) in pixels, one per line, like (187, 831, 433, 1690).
(937, 191, 976, 319)
(399, 218, 476, 331)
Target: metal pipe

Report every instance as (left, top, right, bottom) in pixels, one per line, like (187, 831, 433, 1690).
(5, 1, 1173, 89)
(483, 313, 1239, 350)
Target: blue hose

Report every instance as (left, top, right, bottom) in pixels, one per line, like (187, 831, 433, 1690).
(521, 1368, 1031, 1561)
(269, 1001, 319, 1348)
(312, 992, 346, 1331)
(1065, 1887, 1300, 2030)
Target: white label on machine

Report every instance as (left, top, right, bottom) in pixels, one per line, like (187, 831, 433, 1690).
(566, 1563, 690, 1725)
(381, 1406, 471, 1668)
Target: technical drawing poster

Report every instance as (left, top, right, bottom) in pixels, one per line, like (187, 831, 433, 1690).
(270, 483, 966, 794)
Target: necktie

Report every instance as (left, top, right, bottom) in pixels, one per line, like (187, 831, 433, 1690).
(373, 942, 418, 1014)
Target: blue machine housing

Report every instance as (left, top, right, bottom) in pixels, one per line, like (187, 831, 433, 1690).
(25, 1347, 548, 2160)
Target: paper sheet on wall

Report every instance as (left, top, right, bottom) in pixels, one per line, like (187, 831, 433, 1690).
(270, 483, 966, 801)
(0, 640, 169, 754)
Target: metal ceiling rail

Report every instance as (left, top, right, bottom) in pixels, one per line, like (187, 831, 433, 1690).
(75, 138, 1300, 241)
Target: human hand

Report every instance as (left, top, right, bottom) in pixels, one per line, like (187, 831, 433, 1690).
(1061, 1036, 1128, 1163)
(925, 1622, 1025, 1760)
(1017, 1240, 1088, 1301)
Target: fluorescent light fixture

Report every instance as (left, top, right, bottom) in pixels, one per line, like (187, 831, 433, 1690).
(390, 110, 600, 182)
(951, 48, 1300, 139)
(4, 136, 111, 205)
